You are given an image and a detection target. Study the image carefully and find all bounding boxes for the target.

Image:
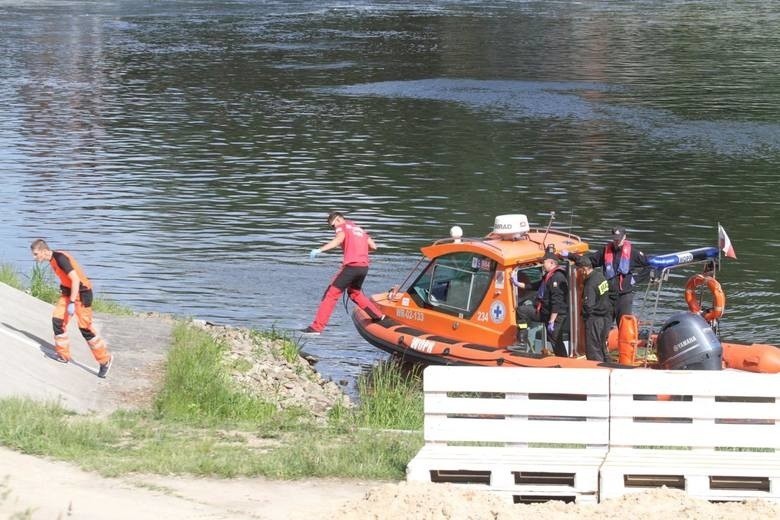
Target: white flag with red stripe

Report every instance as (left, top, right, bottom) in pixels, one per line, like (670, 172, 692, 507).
(718, 224, 737, 259)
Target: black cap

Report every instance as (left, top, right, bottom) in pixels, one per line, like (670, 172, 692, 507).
(611, 226, 626, 240)
(542, 251, 558, 262)
(575, 256, 592, 268)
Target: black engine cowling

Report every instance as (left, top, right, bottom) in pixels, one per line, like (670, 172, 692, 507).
(656, 311, 723, 370)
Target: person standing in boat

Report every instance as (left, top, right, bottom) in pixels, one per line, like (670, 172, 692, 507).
(566, 226, 648, 326)
(577, 255, 612, 362)
(511, 251, 569, 357)
(302, 211, 385, 335)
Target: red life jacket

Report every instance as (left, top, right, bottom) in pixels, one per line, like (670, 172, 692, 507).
(603, 241, 632, 291)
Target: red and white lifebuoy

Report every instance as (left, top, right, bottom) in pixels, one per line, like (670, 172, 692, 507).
(684, 274, 726, 322)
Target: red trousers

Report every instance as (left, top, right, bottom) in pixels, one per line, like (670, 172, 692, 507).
(309, 265, 383, 332)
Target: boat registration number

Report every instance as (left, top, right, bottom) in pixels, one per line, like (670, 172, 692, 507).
(396, 309, 424, 321)
(410, 337, 435, 354)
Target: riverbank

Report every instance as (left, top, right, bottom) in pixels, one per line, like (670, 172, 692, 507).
(1, 281, 779, 519)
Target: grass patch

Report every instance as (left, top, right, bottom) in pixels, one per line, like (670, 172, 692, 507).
(251, 327, 301, 364)
(0, 263, 24, 290)
(352, 360, 424, 431)
(0, 322, 425, 481)
(154, 323, 278, 424)
(0, 262, 132, 315)
(91, 297, 134, 315)
(29, 263, 60, 304)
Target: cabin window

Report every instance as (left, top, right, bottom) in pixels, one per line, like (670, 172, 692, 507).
(513, 266, 543, 308)
(409, 253, 496, 317)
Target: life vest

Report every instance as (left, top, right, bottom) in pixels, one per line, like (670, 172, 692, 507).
(603, 241, 632, 291)
(50, 251, 92, 292)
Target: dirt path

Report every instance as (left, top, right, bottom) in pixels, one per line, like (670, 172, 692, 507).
(0, 447, 373, 520)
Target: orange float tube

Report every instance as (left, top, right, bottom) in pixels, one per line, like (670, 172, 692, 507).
(617, 314, 639, 365)
(684, 274, 725, 322)
(722, 343, 780, 373)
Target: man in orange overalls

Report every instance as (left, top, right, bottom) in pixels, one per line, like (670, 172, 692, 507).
(30, 239, 113, 378)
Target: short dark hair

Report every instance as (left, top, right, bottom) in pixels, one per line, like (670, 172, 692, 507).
(575, 255, 592, 268)
(611, 226, 626, 240)
(327, 211, 344, 225)
(30, 239, 50, 252)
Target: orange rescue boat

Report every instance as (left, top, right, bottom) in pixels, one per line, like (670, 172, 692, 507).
(352, 214, 780, 373)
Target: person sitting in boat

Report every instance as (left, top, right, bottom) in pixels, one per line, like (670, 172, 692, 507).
(511, 251, 569, 357)
(564, 226, 649, 327)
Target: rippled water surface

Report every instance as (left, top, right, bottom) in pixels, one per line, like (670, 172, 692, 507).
(1, 1, 779, 389)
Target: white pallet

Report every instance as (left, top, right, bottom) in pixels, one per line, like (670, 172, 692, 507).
(407, 366, 610, 504)
(600, 369, 780, 502)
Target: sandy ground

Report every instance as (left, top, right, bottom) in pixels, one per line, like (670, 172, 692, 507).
(2, 282, 778, 519)
(3, 446, 777, 520)
(0, 446, 374, 520)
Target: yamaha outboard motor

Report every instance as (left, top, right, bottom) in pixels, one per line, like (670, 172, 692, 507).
(656, 311, 723, 370)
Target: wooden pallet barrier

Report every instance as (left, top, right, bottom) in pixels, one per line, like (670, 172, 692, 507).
(406, 366, 610, 504)
(600, 369, 780, 502)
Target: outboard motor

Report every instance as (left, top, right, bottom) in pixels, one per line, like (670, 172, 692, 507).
(656, 311, 723, 370)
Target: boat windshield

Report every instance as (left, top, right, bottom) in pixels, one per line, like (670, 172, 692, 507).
(408, 252, 496, 318)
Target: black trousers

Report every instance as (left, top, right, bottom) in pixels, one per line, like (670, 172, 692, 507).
(613, 292, 634, 326)
(517, 306, 569, 357)
(584, 315, 611, 362)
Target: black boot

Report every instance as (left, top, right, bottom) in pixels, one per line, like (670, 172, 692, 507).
(515, 323, 530, 350)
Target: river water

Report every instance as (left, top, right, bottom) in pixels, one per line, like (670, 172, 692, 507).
(1, 1, 778, 390)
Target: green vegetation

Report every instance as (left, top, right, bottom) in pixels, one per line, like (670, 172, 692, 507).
(0, 322, 424, 480)
(0, 262, 133, 315)
(0, 264, 24, 290)
(154, 324, 279, 424)
(353, 360, 424, 431)
(252, 327, 301, 364)
(29, 263, 60, 304)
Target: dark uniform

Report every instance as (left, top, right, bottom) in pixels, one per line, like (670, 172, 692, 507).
(582, 227, 649, 326)
(580, 260, 612, 362)
(515, 254, 569, 357)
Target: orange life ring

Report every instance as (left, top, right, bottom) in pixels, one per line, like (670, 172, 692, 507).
(684, 274, 725, 322)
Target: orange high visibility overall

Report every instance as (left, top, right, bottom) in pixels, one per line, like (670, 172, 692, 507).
(49, 251, 111, 364)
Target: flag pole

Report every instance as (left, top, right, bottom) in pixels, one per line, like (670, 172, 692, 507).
(716, 221, 721, 275)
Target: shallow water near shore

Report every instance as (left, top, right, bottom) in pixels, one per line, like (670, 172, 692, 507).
(1, 1, 779, 391)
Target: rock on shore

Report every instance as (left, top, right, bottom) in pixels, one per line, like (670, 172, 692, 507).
(192, 321, 351, 419)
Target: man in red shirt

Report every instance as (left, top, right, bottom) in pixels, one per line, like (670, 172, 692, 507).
(302, 212, 385, 334)
(30, 239, 113, 378)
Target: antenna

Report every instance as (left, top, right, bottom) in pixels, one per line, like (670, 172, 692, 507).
(542, 211, 556, 249)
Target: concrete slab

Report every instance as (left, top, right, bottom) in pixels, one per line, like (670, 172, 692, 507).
(0, 282, 173, 414)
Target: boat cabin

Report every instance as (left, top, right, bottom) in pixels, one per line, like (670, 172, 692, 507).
(383, 214, 591, 354)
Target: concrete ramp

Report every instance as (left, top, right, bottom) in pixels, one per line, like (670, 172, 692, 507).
(0, 282, 173, 414)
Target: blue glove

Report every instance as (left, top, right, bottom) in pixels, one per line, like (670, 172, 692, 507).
(67, 302, 76, 316)
(309, 248, 321, 260)
(560, 250, 569, 258)
(547, 321, 555, 334)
